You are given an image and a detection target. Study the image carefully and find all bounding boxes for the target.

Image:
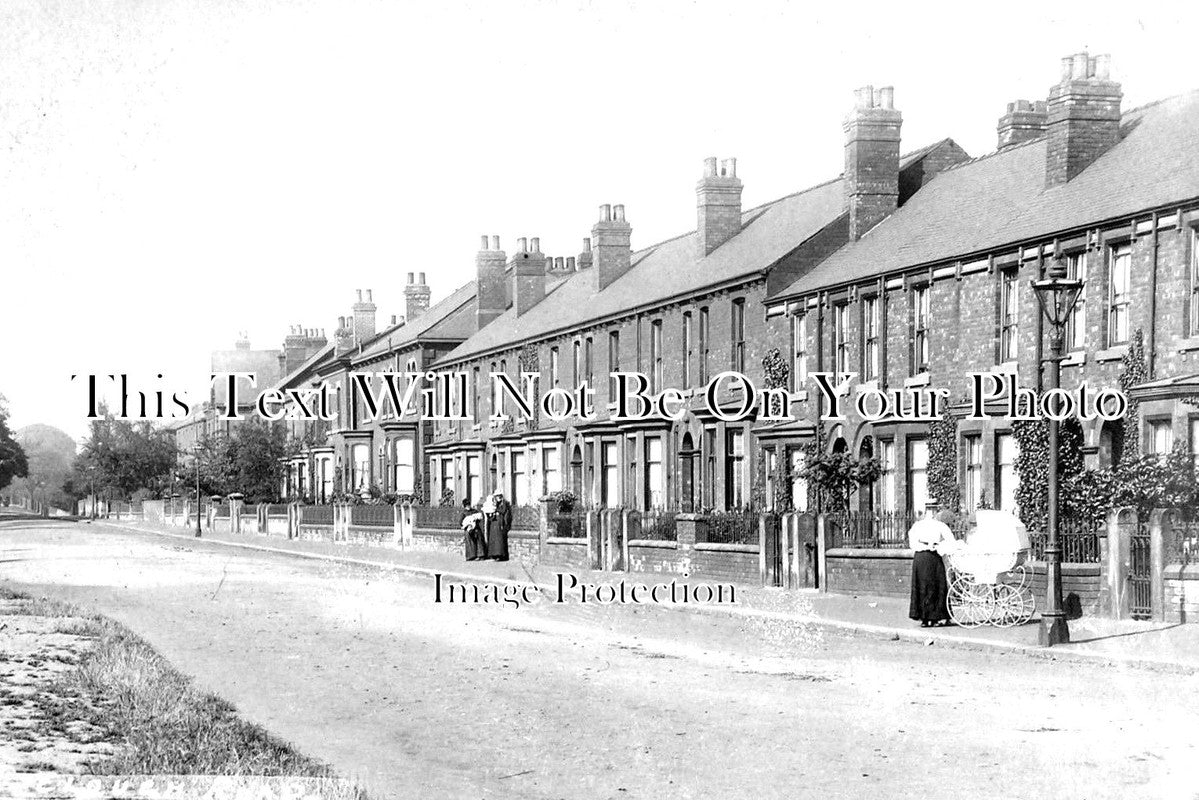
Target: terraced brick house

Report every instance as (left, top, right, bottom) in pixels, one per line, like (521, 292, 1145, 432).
(426, 128, 969, 513)
(765, 52, 1199, 515)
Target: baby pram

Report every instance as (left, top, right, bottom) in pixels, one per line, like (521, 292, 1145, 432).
(942, 510, 1036, 628)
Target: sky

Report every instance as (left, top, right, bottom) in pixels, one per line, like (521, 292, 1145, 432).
(1, 0, 1197, 444)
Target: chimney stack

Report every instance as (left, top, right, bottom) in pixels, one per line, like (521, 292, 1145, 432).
(696, 157, 742, 256)
(513, 236, 547, 316)
(844, 85, 902, 240)
(577, 238, 593, 270)
(350, 289, 376, 345)
(404, 271, 431, 323)
(476, 235, 507, 330)
(997, 99, 1047, 149)
(235, 331, 251, 351)
(333, 316, 355, 357)
(592, 204, 632, 290)
(1045, 52, 1122, 187)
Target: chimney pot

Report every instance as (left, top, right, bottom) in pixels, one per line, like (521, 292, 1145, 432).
(366, 289, 373, 303)
(1073, 52, 1090, 79)
(418, 271, 426, 283)
(491, 235, 500, 250)
(583, 237, 592, 252)
(356, 289, 362, 302)
(613, 204, 625, 222)
(530, 237, 540, 253)
(407, 272, 414, 284)
(703, 156, 717, 177)
(555, 256, 564, 271)
(480, 234, 489, 249)
(566, 256, 576, 271)
(600, 204, 612, 222)
(517, 236, 528, 252)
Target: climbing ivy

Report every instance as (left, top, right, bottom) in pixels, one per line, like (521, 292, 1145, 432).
(1117, 328, 1149, 460)
(1012, 416, 1085, 532)
(927, 410, 960, 511)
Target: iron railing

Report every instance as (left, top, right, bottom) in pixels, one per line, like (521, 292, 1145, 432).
(1161, 509, 1199, 566)
(628, 509, 677, 541)
(351, 505, 394, 527)
(302, 505, 334, 525)
(418, 504, 468, 530)
(1028, 517, 1101, 563)
(512, 505, 540, 531)
(828, 511, 914, 549)
(549, 509, 587, 539)
(265, 504, 290, 516)
(702, 511, 762, 546)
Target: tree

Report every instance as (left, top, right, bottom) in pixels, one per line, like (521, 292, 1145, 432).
(186, 421, 288, 503)
(0, 394, 29, 493)
(66, 409, 177, 501)
(799, 427, 881, 514)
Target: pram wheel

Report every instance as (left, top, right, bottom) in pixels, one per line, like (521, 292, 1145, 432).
(947, 574, 993, 628)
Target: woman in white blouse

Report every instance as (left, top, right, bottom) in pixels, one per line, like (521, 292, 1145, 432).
(907, 507, 955, 627)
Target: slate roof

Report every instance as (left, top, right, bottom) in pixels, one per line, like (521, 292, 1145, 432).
(210, 348, 282, 405)
(352, 280, 479, 366)
(436, 145, 952, 365)
(770, 90, 1199, 300)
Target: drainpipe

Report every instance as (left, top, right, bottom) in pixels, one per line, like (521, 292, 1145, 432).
(1147, 212, 1160, 377)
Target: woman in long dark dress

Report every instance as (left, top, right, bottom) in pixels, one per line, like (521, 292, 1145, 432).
(461, 501, 486, 561)
(483, 492, 512, 561)
(907, 509, 954, 627)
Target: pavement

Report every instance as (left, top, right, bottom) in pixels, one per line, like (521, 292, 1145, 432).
(103, 516, 1199, 673)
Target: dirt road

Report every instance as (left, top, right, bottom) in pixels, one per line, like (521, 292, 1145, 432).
(1, 519, 1195, 799)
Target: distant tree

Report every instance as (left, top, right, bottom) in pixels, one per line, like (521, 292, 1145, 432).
(0, 394, 29, 493)
(6, 423, 76, 510)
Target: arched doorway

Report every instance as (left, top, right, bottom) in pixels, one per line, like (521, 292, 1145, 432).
(679, 432, 696, 513)
(1099, 419, 1124, 469)
(570, 445, 584, 498)
(857, 437, 875, 514)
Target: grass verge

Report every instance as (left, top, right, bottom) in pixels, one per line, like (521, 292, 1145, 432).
(1, 584, 366, 797)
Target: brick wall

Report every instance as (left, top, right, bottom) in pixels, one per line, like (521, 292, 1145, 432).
(412, 528, 461, 553)
(297, 524, 335, 542)
(689, 544, 758, 584)
(628, 541, 687, 575)
(1164, 567, 1199, 624)
(826, 549, 912, 597)
(541, 539, 589, 571)
(345, 526, 393, 547)
(1022, 562, 1103, 618)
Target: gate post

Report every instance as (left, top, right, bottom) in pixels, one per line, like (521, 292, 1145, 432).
(620, 509, 631, 572)
(1108, 507, 1133, 618)
(1150, 509, 1167, 623)
(816, 514, 829, 593)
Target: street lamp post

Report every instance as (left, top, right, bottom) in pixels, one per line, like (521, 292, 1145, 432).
(1032, 259, 1085, 647)
(193, 448, 203, 538)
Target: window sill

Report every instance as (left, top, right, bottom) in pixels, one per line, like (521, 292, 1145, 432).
(904, 373, 930, 388)
(1096, 344, 1129, 363)
(1062, 350, 1086, 367)
(1177, 337, 1199, 354)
